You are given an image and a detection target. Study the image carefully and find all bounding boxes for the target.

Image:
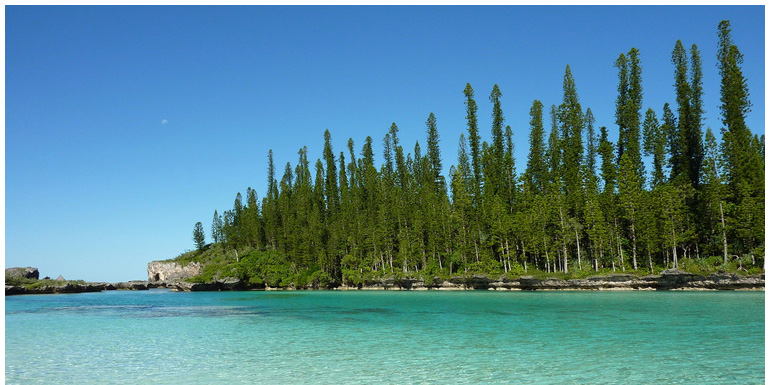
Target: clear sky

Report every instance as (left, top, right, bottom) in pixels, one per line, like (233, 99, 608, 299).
(5, 6, 764, 282)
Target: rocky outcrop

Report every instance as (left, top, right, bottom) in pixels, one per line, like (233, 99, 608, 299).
(5, 266, 153, 295)
(108, 281, 150, 290)
(5, 267, 39, 280)
(147, 261, 201, 284)
(5, 282, 107, 295)
(171, 281, 220, 291)
(332, 270, 764, 291)
(5, 280, 156, 295)
(170, 277, 249, 292)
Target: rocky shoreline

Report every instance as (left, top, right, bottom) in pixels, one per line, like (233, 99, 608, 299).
(339, 270, 765, 291)
(5, 280, 156, 296)
(146, 262, 764, 292)
(5, 267, 156, 296)
(6, 266, 765, 295)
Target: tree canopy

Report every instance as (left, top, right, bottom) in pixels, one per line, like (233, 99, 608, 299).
(190, 20, 763, 287)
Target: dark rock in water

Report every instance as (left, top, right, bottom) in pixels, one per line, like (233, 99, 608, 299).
(219, 277, 245, 290)
(172, 281, 221, 291)
(6, 278, 169, 295)
(448, 275, 492, 290)
(660, 268, 691, 276)
(393, 277, 421, 289)
(587, 274, 635, 282)
(112, 281, 150, 290)
(5, 285, 27, 295)
(656, 269, 702, 288)
(5, 267, 39, 280)
(518, 276, 542, 289)
(67, 282, 106, 293)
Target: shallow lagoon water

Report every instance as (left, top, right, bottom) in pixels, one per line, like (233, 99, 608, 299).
(6, 290, 764, 384)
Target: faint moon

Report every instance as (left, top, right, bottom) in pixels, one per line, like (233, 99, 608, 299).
(161, 119, 168, 125)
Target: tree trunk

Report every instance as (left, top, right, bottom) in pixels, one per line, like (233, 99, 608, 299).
(505, 239, 511, 273)
(609, 234, 616, 271)
(596, 250, 604, 271)
(562, 241, 568, 274)
(544, 236, 550, 274)
(672, 228, 678, 269)
(575, 227, 582, 271)
(617, 233, 625, 272)
(720, 200, 728, 265)
(630, 219, 637, 270)
(558, 206, 568, 274)
(613, 218, 624, 272)
(647, 248, 653, 273)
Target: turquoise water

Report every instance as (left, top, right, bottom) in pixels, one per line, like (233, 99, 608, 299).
(5, 290, 764, 384)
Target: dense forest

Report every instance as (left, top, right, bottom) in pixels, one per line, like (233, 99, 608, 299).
(186, 20, 764, 288)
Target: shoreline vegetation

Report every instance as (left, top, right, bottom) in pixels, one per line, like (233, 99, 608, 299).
(184, 20, 763, 291)
(6, 257, 765, 295)
(145, 245, 764, 292)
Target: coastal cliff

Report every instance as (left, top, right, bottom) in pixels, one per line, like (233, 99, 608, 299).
(147, 261, 202, 285)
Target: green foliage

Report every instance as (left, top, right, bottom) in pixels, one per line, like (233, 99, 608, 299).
(5, 276, 88, 289)
(193, 222, 206, 251)
(180, 20, 762, 288)
(525, 100, 546, 195)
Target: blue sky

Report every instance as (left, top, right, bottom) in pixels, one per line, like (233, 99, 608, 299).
(5, 6, 764, 282)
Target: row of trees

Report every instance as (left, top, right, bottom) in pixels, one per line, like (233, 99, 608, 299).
(193, 20, 763, 285)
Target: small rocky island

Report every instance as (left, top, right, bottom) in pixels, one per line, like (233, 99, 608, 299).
(146, 260, 765, 292)
(5, 267, 152, 296)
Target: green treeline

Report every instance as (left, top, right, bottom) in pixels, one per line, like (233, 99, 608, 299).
(195, 20, 764, 287)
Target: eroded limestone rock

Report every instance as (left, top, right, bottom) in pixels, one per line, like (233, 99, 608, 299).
(147, 261, 202, 284)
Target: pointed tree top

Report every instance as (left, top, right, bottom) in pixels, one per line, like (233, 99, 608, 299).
(463, 83, 474, 97)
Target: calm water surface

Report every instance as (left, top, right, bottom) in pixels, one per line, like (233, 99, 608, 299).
(5, 290, 764, 384)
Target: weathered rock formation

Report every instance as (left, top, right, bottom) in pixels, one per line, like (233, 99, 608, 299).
(335, 270, 764, 291)
(164, 269, 764, 292)
(5, 267, 39, 280)
(108, 281, 151, 290)
(5, 282, 107, 295)
(147, 261, 201, 284)
(169, 277, 248, 292)
(5, 266, 153, 295)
